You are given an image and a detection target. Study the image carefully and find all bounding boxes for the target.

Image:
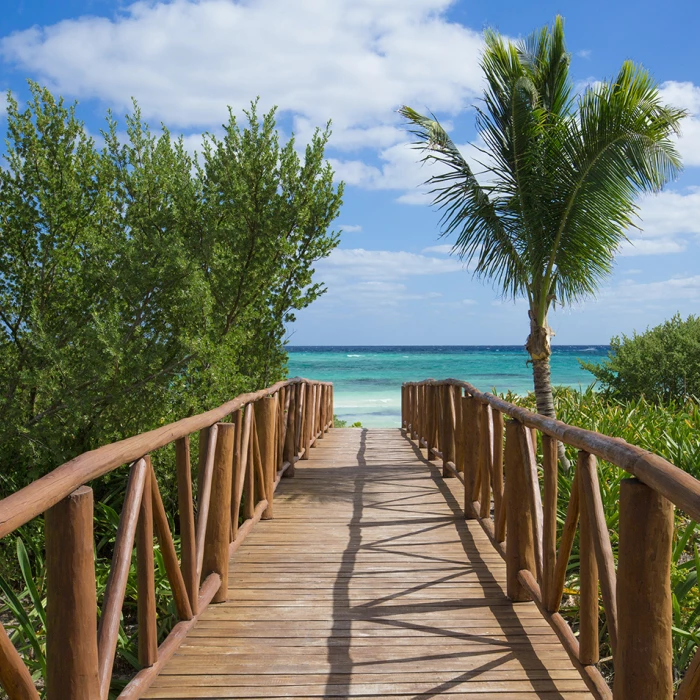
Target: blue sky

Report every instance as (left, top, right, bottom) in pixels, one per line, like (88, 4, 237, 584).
(2, 0, 700, 345)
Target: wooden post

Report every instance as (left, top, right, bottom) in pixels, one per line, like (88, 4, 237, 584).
(137, 462, 158, 668)
(462, 395, 477, 519)
(401, 385, 406, 430)
(614, 478, 674, 700)
(311, 384, 321, 440)
(427, 385, 438, 461)
(578, 460, 599, 665)
(478, 402, 492, 518)
(230, 411, 243, 541)
(284, 385, 297, 477)
(504, 419, 536, 602)
(329, 385, 334, 428)
(541, 434, 558, 610)
(45, 486, 99, 700)
(492, 410, 505, 543)
(203, 422, 234, 602)
(295, 383, 305, 456)
(320, 385, 327, 438)
(197, 426, 210, 511)
(244, 406, 256, 520)
(301, 384, 312, 460)
(255, 396, 278, 519)
(442, 385, 456, 477)
(411, 385, 419, 440)
(454, 388, 464, 473)
(175, 437, 197, 612)
(276, 389, 286, 468)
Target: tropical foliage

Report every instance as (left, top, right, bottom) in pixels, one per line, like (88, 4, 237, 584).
(0, 83, 343, 492)
(400, 16, 684, 461)
(508, 386, 700, 685)
(0, 83, 343, 697)
(582, 314, 700, 403)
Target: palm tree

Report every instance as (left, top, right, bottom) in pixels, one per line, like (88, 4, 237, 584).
(400, 16, 684, 466)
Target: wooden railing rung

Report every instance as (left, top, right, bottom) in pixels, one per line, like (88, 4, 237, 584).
(230, 410, 243, 542)
(203, 423, 234, 603)
(151, 469, 193, 621)
(676, 638, 700, 700)
(97, 457, 148, 700)
(194, 424, 219, 590)
(0, 622, 38, 700)
(479, 402, 492, 519)
(137, 461, 158, 669)
(175, 437, 197, 613)
(518, 423, 544, 585)
(548, 467, 580, 612)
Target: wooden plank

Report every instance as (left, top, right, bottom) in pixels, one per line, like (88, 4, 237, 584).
(143, 429, 594, 700)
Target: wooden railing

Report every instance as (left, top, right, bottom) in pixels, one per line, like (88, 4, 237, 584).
(402, 378, 700, 700)
(0, 377, 333, 700)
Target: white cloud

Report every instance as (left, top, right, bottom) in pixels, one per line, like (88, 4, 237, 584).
(635, 188, 700, 236)
(619, 237, 686, 256)
(576, 49, 592, 59)
(319, 247, 463, 281)
(614, 187, 700, 255)
(339, 224, 362, 233)
(313, 247, 464, 310)
(602, 275, 700, 305)
(330, 138, 488, 203)
(422, 243, 454, 254)
(659, 81, 700, 167)
(0, 0, 484, 147)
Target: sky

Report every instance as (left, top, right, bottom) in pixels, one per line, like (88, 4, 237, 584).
(1, 0, 700, 346)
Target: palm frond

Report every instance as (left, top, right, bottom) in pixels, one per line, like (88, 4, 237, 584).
(545, 61, 685, 305)
(401, 16, 686, 319)
(399, 106, 530, 299)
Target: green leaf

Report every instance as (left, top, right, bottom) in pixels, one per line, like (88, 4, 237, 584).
(16, 538, 47, 629)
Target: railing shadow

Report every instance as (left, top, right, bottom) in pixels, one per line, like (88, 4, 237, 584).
(323, 427, 367, 699)
(400, 431, 567, 700)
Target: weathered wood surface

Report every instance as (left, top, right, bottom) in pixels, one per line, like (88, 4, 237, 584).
(144, 429, 592, 699)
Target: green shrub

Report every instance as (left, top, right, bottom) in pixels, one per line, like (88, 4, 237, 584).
(581, 314, 700, 403)
(0, 84, 343, 491)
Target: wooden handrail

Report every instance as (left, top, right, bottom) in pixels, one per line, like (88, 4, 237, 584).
(402, 377, 689, 700)
(0, 377, 331, 539)
(0, 377, 334, 700)
(404, 378, 700, 520)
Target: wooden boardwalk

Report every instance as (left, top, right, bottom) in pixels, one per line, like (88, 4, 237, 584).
(144, 428, 592, 699)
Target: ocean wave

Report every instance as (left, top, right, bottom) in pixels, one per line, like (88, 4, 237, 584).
(347, 354, 362, 357)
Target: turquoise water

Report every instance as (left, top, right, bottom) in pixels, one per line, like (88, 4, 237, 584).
(287, 346, 608, 428)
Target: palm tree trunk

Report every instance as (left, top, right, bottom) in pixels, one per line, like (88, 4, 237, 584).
(526, 312, 571, 470)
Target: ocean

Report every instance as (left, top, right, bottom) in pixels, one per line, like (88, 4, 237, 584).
(286, 345, 609, 428)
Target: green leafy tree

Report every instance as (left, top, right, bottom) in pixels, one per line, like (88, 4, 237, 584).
(0, 84, 343, 487)
(400, 16, 683, 465)
(582, 314, 700, 403)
